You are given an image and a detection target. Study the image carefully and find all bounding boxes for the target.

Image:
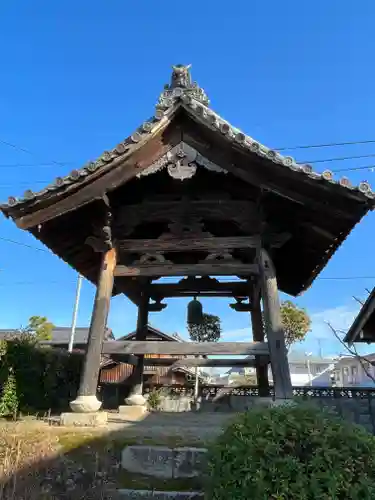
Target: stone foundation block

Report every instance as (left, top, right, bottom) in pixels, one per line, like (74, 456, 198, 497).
(118, 405, 149, 421)
(60, 411, 108, 427)
(121, 446, 208, 479)
(122, 446, 174, 479)
(173, 447, 207, 478)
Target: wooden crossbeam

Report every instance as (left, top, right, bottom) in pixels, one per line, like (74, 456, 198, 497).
(146, 357, 269, 367)
(117, 236, 261, 252)
(102, 341, 269, 356)
(149, 280, 249, 299)
(107, 355, 269, 367)
(114, 263, 259, 277)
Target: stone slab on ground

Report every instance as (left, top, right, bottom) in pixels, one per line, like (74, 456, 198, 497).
(117, 490, 203, 499)
(173, 448, 207, 478)
(121, 446, 207, 479)
(122, 446, 174, 479)
(60, 411, 108, 427)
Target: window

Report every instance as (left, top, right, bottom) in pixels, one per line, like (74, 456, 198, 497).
(350, 366, 358, 384)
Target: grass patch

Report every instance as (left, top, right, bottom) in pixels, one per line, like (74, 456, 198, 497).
(0, 420, 208, 498)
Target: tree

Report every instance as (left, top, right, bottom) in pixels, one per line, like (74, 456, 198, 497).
(280, 301, 311, 350)
(187, 313, 222, 400)
(187, 313, 222, 343)
(26, 316, 54, 341)
(263, 301, 311, 350)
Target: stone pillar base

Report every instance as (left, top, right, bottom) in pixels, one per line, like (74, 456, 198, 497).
(118, 405, 149, 421)
(125, 394, 146, 406)
(60, 411, 108, 427)
(70, 395, 102, 413)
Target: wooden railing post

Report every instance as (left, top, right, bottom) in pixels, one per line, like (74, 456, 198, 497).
(259, 248, 293, 399)
(70, 248, 116, 413)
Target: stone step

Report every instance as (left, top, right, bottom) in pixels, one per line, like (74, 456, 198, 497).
(117, 490, 203, 499)
(121, 446, 207, 479)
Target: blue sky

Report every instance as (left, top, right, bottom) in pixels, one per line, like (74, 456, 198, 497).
(0, 1, 375, 357)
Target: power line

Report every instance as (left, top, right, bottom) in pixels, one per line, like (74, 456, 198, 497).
(0, 163, 74, 169)
(0, 280, 76, 287)
(276, 139, 375, 152)
(0, 139, 70, 168)
(331, 164, 375, 174)
(301, 153, 375, 165)
(0, 236, 50, 253)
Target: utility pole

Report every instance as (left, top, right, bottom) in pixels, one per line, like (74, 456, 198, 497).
(68, 274, 83, 353)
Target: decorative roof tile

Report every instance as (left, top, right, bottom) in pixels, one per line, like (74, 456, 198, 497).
(1, 64, 374, 209)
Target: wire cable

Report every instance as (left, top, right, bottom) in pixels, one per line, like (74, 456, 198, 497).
(0, 236, 50, 253)
(276, 139, 375, 151)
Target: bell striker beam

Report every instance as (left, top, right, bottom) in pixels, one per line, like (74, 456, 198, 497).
(125, 288, 149, 406)
(70, 247, 117, 413)
(250, 282, 270, 397)
(259, 248, 292, 399)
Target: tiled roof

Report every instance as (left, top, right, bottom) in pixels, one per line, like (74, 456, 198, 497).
(1, 64, 373, 211)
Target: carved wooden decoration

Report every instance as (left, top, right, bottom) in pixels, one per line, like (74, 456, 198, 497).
(136, 142, 227, 181)
(85, 205, 113, 253)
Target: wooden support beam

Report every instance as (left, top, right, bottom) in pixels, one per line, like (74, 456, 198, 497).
(126, 290, 149, 403)
(117, 235, 262, 252)
(230, 302, 252, 312)
(148, 302, 167, 312)
(102, 341, 269, 356)
(114, 263, 259, 277)
(251, 282, 270, 396)
(144, 357, 269, 367)
(74, 248, 117, 404)
(259, 249, 292, 399)
(149, 279, 249, 299)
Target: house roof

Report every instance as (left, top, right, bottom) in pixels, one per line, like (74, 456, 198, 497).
(117, 324, 184, 342)
(344, 288, 375, 343)
(0, 326, 114, 344)
(1, 65, 373, 297)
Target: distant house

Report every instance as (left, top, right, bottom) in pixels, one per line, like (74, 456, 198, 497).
(227, 352, 335, 387)
(332, 354, 375, 387)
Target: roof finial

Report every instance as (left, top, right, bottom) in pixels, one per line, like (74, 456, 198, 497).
(156, 64, 210, 110)
(170, 64, 192, 89)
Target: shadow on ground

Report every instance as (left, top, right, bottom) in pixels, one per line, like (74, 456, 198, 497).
(0, 411, 233, 499)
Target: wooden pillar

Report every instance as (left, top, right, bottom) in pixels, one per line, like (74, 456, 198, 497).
(251, 287, 270, 397)
(70, 248, 116, 413)
(259, 248, 293, 399)
(125, 289, 149, 406)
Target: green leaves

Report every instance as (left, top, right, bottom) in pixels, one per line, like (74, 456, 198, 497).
(280, 301, 311, 349)
(26, 315, 54, 341)
(187, 313, 222, 343)
(206, 404, 375, 499)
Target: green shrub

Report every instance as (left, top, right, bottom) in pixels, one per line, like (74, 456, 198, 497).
(0, 370, 18, 417)
(147, 388, 163, 411)
(206, 403, 375, 499)
(0, 337, 82, 415)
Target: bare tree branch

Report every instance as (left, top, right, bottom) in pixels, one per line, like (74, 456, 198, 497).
(353, 296, 364, 306)
(326, 322, 375, 384)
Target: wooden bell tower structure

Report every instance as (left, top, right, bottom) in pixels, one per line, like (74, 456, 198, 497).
(1, 64, 374, 416)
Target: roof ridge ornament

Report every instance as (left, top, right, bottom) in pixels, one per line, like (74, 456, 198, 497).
(156, 64, 210, 110)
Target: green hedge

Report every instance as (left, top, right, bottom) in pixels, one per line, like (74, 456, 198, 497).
(0, 336, 82, 416)
(207, 403, 375, 499)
